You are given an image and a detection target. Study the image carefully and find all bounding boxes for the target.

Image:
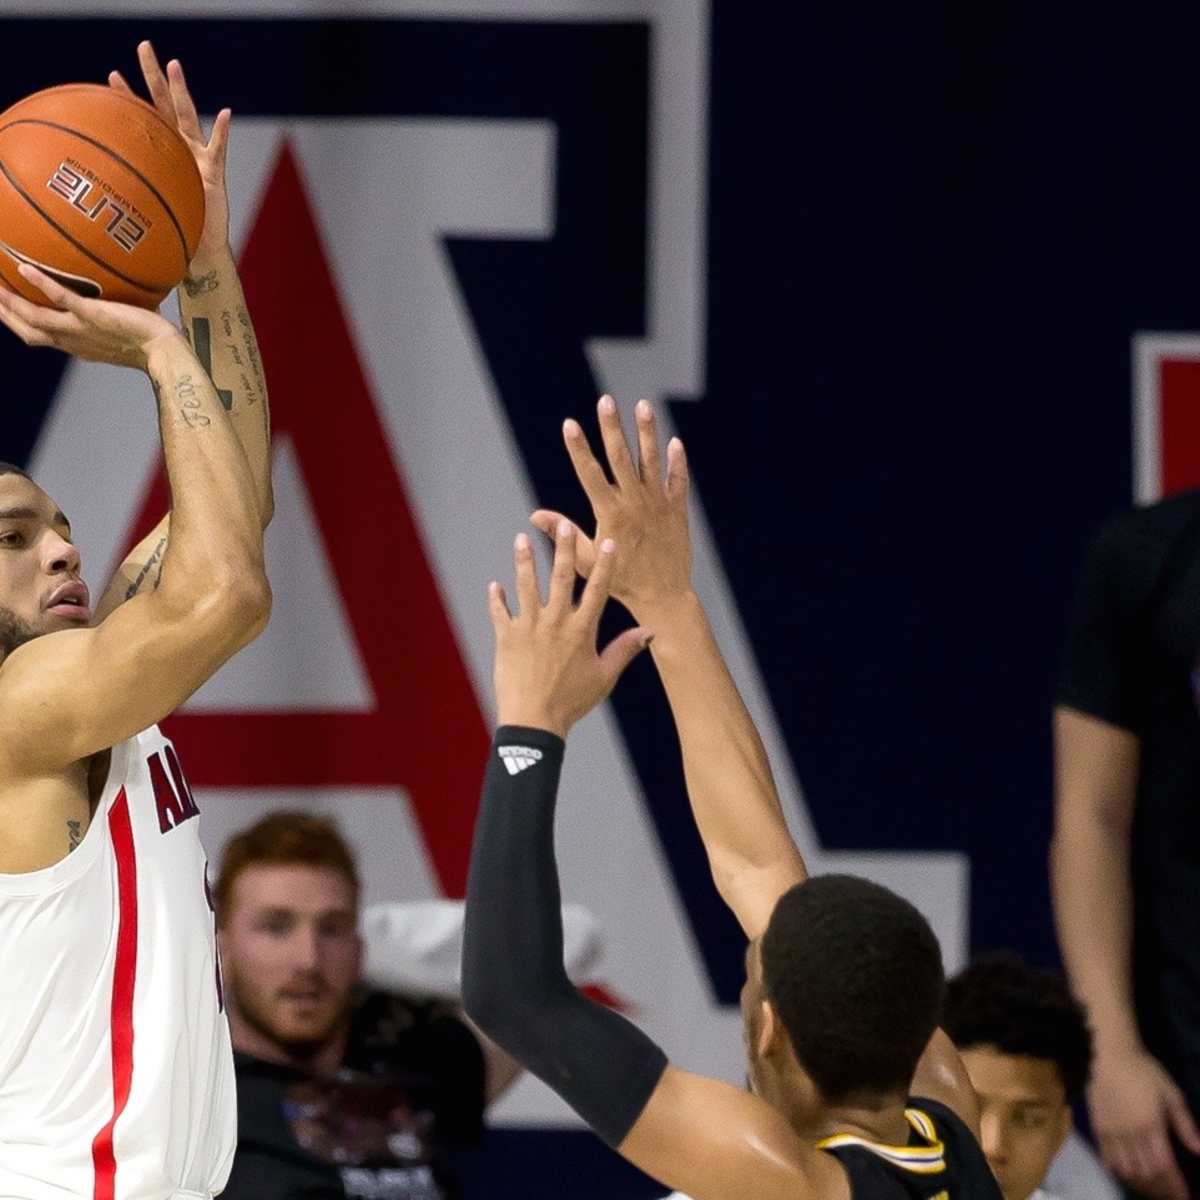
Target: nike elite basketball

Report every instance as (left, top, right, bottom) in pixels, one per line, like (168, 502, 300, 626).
(0, 84, 204, 308)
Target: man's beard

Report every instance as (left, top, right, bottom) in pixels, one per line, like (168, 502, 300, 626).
(229, 973, 351, 1066)
(0, 606, 40, 657)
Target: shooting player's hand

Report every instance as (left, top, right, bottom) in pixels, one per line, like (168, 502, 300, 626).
(109, 40, 232, 266)
(0, 264, 181, 369)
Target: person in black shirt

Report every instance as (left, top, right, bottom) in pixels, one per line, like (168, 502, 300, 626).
(215, 812, 518, 1200)
(1054, 492, 1200, 1200)
(462, 398, 1004, 1198)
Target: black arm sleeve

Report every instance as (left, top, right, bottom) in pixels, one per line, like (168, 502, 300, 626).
(461, 725, 668, 1148)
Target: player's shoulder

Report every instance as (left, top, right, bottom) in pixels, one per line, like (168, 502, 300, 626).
(1091, 489, 1200, 560)
(909, 1096, 1003, 1196)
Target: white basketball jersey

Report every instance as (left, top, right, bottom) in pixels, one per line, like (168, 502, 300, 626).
(0, 726, 235, 1200)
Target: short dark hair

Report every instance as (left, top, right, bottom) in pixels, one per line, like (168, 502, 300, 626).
(943, 953, 1092, 1101)
(761, 874, 944, 1103)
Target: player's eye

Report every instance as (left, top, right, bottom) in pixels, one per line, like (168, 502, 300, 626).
(1013, 1109, 1048, 1130)
(0, 531, 25, 548)
(260, 915, 293, 935)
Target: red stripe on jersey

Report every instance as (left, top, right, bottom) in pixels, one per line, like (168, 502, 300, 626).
(91, 789, 138, 1200)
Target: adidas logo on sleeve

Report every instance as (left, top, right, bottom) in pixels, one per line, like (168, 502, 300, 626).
(498, 745, 544, 775)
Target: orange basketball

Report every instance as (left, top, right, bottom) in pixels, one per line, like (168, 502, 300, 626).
(0, 84, 204, 309)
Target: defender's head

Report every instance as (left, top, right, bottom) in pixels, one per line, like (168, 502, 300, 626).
(216, 811, 363, 1064)
(944, 954, 1091, 1200)
(0, 464, 90, 654)
(742, 875, 944, 1118)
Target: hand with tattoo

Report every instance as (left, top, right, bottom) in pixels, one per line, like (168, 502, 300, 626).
(109, 41, 232, 272)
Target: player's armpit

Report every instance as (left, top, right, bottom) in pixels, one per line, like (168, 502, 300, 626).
(618, 1065, 846, 1200)
(909, 1027, 981, 1138)
(0, 570, 268, 774)
(92, 514, 171, 623)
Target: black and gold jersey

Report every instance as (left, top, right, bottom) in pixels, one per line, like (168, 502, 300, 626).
(817, 1097, 1003, 1198)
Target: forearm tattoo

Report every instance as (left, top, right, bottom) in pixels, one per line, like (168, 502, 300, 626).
(183, 270, 220, 297)
(124, 536, 168, 600)
(175, 373, 212, 429)
(190, 318, 234, 411)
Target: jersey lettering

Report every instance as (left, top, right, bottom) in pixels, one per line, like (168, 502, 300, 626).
(148, 748, 200, 833)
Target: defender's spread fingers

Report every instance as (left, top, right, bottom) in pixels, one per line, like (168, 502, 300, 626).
(597, 395, 639, 490)
(513, 532, 541, 619)
(546, 520, 577, 615)
(563, 419, 614, 513)
(577, 537, 616, 624)
(634, 399, 662, 484)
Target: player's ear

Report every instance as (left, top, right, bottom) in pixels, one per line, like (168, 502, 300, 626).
(1052, 1101, 1072, 1155)
(756, 998, 781, 1059)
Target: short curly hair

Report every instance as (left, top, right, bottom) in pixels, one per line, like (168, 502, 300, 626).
(943, 953, 1092, 1100)
(761, 875, 945, 1103)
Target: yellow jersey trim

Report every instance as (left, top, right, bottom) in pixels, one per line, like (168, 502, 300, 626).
(816, 1107, 946, 1176)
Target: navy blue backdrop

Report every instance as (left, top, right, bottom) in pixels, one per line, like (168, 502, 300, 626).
(2, 4, 1193, 1195)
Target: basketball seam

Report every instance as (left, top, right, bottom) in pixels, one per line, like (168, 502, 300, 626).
(0, 117, 194, 269)
(4, 84, 186, 144)
(0, 159, 160, 295)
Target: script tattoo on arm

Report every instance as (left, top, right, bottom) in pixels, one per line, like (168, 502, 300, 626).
(67, 819, 82, 853)
(190, 317, 235, 411)
(175, 374, 212, 430)
(124, 536, 168, 601)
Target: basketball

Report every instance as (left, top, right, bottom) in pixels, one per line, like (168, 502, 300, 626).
(0, 84, 204, 309)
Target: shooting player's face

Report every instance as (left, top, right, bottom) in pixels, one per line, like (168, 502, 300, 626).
(0, 473, 89, 654)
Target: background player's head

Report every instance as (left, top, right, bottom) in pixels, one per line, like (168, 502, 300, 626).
(742, 874, 944, 1123)
(216, 811, 363, 1064)
(0, 463, 88, 655)
(943, 953, 1091, 1200)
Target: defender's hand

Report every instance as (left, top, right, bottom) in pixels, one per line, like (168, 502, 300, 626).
(531, 397, 692, 619)
(109, 41, 231, 268)
(0, 264, 182, 369)
(1089, 1046, 1200, 1200)
(489, 521, 650, 736)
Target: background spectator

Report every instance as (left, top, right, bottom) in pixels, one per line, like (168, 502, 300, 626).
(1054, 495, 1200, 1199)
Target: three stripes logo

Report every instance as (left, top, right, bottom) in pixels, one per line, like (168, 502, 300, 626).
(498, 745, 544, 776)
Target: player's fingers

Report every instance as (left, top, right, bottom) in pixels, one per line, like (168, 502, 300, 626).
(1135, 1129, 1187, 1199)
(530, 510, 596, 578)
(108, 70, 136, 97)
(487, 580, 512, 632)
(513, 532, 540, 620)
(563, 419, 614, 514)
(597, 395, 638, 490)
(0, 295, 52, 347)
(15, 264, 84, 317)
(207, 108, 232, 165)
(136, 40, 175, 121)
(665, 435, 690, 503)
(1165, 1082, 1200, 1155)
(166, 59, 204, 142)
(545, 520, 578, 617)
(577, 537, 616, 625)
(634, 399, 662, 485)
(598, 625, 652, 689)
(1098, 1132, 1135, 1184)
